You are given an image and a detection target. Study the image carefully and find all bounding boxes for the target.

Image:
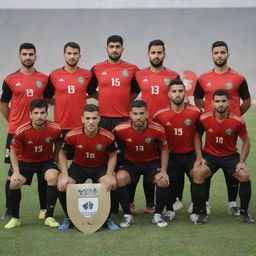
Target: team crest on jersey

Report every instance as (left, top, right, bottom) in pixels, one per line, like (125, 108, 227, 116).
(96, 144, 103, 151)
(122, 69, 129, 77)
(145, 137, 152, 144)
(184, 119, 192, 126)
(164, 78, 171, 85)
(45, 136, 52, 143)
(78, 77, 85, 84)
(226, 82, 233, 89)
(10, 139, 15, 144)
(226, 128, 233, 135)
(36, 81, 43, 88)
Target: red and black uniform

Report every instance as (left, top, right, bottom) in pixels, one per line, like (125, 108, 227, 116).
(154, 104, 204, 214)
(44, 67, 92, 130)
(198, 111, 247, 157)
(135, 67, 179, 119)
(1, 70, 49, 134)
(10, 121, 61, 184)
(197, 111, 251, 213)
(114, 120, 167, 163)
(87, 61, 140, 119)
(63, 127, 117, 183)
(194, 69, 250, 116)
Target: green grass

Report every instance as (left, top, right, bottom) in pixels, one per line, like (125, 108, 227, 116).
(0, 107, 256, 256)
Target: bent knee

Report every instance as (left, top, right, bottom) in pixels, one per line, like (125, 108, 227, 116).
(116, 171, 130, 186)
(45, 170, 59, 185)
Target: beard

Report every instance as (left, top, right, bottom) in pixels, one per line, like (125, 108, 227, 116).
(171, 97, 184, 106)
(65, 60, 79, 67)
(150, 58, 164, 68)
(21, 60, 35, 68)
(214, 58, 228, 67)
(108, 52, 122, 61)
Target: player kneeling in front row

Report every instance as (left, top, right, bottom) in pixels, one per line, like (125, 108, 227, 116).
(5, 99, 61, 229)
(114, 100, 170, 228)
(195, 89, 254, 224)
(57, 104, 119, 231)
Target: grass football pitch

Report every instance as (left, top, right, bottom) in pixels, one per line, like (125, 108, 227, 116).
(0, 107, 255, 256)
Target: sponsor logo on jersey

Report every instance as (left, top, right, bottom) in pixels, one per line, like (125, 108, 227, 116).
(27, 140, 33, 144)
(58, 78, 65, 82)
(96, 144, 103, 151)
(78, 77, 85, 84)
(77, 144, 84, 149)
(184, 119, 192, 126)
(36, 81, 43, 88)
(207, 128, 214, 133)
(143, 78, 149, 82)
(15, 82, 22, 86)
(101, 71, 107, 76)
(166, 122, 172, 126)
(226, 128, 233, 135)
(206, 82, 212, 87)
(145, 137, 152, 144)
(226, 82, 233, 89)
(45, 136, 52, 143)
(164, 78, 171, 85)
(122, 69, 129, 77)
(126, 138, 132, 142)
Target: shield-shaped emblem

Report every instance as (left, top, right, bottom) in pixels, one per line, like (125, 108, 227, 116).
(67, 183, 110, 234)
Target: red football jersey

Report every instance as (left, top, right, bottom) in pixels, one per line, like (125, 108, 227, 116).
(154, 104, 201, 154)
(199, 111, 248, 156)
(135, 67, 179, 119)
(87, 61, 139, 117)
(194, 69, 250, 116)
(46, 68, 92, 130)
(64, 127, 117, 167)
(11, 121, 61, 162)
(1, 70, 48, 133)
(113, 120, 168, 163)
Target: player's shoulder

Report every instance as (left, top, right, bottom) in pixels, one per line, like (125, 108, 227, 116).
(49, 67, 65, 75)
(228, 68, 245, 79)
(15, 122, 32, 135)
(34, 69, 48, 78)
(198, 69, 214, 79)
(46, 121, 61, 130)
(99, 127, 115, 140)
(77, 67, 91, 74)
(200, 111, 214, 121)
(120, 61, 138, 70)
(163, 67, 179, 76)
(66, 127, 84, 138)
(4, 70, 22, 81)
(114, 120, 131, 132)
(186, 103, 201, 113)
(154, 107, 170, 118)
(229, 112, 245, 124)
(148, 120, 165, 133)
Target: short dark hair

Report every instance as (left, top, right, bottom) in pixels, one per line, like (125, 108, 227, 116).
(168, 78, 185, 88)
(107, 35, 123, 46)
(130, 100, 147, 109)
(148, 39, 165, 52)
(19, 43, 36, 54)
(83, 104, 99, 113)
(211, 41, 228, 52)
(64, 42, 81, 53)
(213, 89, 229, 99)
(30, 99, 48, 112)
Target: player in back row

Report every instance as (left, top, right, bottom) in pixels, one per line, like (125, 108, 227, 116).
(0, 43, 50, 220)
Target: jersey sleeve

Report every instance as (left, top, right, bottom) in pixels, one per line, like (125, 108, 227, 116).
(106, 140, 117, 155)
(157, 129, 168, 150)
(238, 79, 250, 99)
(196, 119, 205, 134)
(10, 132, 22, 151)
(87, 67, 98, 95)
(131, 76, 141, 94)
(43, 77, 55, 98)
(193, 80, 205, 99)
(0, 80, 12, 103)
(238, 121, 248, 139)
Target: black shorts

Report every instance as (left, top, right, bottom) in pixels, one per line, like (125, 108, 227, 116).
(167, 151, 195, 181)
(68, 162, 107, 183)
(61, 129, 75, 160)
(18, 160, 59, 185)
(4, 133, 13, 164)
(99, 116, 130, 132)
(203, 152, 240, 175)
(118, 159, 161, 185)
